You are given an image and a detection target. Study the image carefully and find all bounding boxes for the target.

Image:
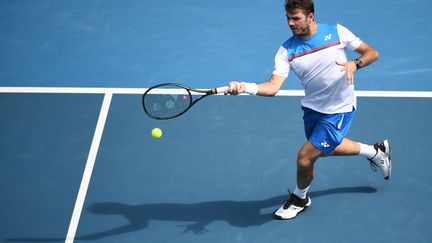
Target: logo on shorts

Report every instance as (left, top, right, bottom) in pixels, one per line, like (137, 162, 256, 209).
(321, 141, 330, 148)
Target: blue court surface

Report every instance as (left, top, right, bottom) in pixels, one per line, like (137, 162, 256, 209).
(1, 1, 432, 243)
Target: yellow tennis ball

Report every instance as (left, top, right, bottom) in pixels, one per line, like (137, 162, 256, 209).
(151, 128, 162, 138)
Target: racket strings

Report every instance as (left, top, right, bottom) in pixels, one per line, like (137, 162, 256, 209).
(143, 88, 192, 119)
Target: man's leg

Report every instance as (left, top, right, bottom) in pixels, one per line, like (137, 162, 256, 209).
(296, 138, 370, 191)
(274, 140, 321, 220)
(275, 137, 391, 220)
(296, 140, 323, 189)
(331, 138, 391, 179)
(298, 138, 381, 188)
(331, 138, 361, 156)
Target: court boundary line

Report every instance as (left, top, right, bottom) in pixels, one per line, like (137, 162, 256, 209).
(1, 86, 432, 97)
(65, 92, 113, 243)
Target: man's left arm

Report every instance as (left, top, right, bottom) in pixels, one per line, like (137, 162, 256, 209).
(336, 42, 379, 84)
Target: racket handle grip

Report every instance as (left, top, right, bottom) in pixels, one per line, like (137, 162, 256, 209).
(213, 86, 229, 94)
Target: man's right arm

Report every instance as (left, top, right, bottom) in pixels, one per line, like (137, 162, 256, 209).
(226, 74, 287, 96)
(255, 74, 287, 96)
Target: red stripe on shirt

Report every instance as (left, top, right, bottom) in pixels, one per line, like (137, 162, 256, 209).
(288, 40, 341, 62)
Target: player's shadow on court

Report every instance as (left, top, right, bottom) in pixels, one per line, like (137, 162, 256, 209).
(5, 186, 376, 242)
(77, 186, 377, 240)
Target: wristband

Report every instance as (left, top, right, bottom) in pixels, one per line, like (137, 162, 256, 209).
(241, 82, 259, 95)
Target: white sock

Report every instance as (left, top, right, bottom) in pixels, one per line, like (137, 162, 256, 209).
(293, 185, 310, 199)
(358, 143, 377, 159)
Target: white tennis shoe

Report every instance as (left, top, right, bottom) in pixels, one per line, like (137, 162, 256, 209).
(368, 139, 392, 180)
(274, 193, 311, 220)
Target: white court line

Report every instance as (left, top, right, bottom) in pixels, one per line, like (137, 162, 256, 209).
(65, 92, 113, 243)
(0, 86, 432, 97)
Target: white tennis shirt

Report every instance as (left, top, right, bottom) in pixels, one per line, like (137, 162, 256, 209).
(273, 23, 363, 114)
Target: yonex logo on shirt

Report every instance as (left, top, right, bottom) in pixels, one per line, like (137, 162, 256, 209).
(324, 34, 332, 41)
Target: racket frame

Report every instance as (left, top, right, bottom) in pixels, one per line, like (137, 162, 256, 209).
(142, 83, 227, 120)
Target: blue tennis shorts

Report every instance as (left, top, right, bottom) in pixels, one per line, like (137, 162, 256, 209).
(302, 106, 356, 156)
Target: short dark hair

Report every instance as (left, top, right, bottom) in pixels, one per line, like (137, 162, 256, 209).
(285, 0, 314, 16)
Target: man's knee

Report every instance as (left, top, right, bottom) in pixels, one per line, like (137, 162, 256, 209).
(297, 151, 314, 169)
(297, 142, 322, 169)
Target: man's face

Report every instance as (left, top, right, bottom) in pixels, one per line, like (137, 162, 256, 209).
(286, 10, 314, 38)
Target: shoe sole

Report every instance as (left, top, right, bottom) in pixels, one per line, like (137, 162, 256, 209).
(384, 139, 392, 180)
(274, 206, 310, 220)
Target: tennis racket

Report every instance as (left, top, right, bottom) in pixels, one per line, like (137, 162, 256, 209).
(142, 83, 229, 120)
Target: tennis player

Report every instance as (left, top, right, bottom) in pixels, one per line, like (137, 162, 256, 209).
(226, 0, 391, 220)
